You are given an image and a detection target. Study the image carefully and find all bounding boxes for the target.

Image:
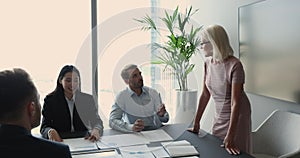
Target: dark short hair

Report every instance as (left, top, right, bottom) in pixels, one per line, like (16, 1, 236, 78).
(0, 68, 37, 120)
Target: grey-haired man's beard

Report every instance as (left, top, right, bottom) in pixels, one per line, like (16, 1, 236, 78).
(133, 80, 143, 88)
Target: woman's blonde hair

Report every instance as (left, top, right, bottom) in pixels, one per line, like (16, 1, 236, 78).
(201, 24, 233, 61)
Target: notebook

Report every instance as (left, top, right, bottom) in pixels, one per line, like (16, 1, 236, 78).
(161, 140, 199, 157)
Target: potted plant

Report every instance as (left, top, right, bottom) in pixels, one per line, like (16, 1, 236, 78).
(135, 6, 202, 123)
(135, 6, 202, 91)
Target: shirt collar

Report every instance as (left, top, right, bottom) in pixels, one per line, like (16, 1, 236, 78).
(126, 86, 147, 96)
(65, 94, 76, 102)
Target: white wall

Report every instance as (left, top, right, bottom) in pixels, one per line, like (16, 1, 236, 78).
(190, 0, 300, 132)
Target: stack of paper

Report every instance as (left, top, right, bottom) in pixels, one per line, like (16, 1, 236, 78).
(72, 150, 121, 158)
(63, 138, 99, 153)
(62, 138, 115, 155)
(161, 140, 199, 157)
(99, 129, 173, 148)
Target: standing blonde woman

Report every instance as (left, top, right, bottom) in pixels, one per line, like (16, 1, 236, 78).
(189, 24, 251, 155)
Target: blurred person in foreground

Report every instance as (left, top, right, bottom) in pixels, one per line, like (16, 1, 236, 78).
(0, 68, 71, 158)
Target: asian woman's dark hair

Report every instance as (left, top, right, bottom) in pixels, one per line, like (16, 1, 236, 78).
(50, 65, 81, 95)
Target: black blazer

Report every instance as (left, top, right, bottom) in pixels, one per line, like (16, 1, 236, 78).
(0, 124, 71, 158)
(40, 91, 103, 139)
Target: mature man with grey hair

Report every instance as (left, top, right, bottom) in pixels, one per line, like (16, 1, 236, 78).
(109, 64, 169, 132)
(0, 68, 71, 158)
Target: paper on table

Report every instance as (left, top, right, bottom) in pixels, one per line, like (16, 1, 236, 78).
(62, 138, 98, 152)
(100, 132, 149, 147)
(140, 129, 173, 142)
(161, 140, 199, 157)
(119, 144, 155, 158)
(72, 150, 121, 158)
(165, 145, 199, 157)
(161, 140, 191, 147)
(149, 146, 170, 158)
(96, 141, 116, 150)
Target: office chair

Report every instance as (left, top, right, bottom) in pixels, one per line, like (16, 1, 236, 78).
(252, 110, 300, 158)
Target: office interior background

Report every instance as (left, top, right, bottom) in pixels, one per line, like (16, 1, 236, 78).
(1, 0, 300, 135)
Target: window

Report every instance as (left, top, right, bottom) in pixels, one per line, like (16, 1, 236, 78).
(0, 0, 193, 134)
(96, 1, 191, 127)
(0, 0, 91, 134)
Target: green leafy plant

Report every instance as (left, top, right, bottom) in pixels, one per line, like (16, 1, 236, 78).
(135, 6, 202, 91)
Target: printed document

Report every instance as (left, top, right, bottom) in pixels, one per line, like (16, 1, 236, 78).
(100, 132, 149, 147)
(119, 144, 155, 158)
(62, 138, 98, 152)
(161, 140, 199, 157)
(72, 150, 121, 158)
(140, 129, 173, 142)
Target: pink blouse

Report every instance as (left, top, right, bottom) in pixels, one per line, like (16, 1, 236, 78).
(205, 56, 251, 153)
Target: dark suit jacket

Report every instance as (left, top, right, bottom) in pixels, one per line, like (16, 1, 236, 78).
(0, 124, 71, 158)
(40, 91, 103, 139)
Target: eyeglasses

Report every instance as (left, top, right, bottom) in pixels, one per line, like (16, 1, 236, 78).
(200, 41, 210, 46)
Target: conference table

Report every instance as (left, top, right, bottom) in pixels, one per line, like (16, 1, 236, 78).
(101, 123, 255, 158)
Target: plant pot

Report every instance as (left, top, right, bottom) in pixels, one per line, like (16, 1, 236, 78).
(174, 89, 198, 124)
